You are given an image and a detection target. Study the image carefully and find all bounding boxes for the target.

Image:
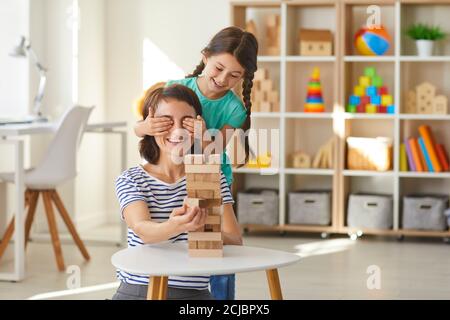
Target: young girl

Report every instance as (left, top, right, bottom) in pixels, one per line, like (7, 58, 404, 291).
(113, 84, 242, 300)
(134, 27, 258, 300)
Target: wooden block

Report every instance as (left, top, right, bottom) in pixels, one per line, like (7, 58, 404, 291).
(207, 154, 221, 165)
(185, 164, 221, 173)
(259, 101, 271, 112)
(212, 224, 221, 232)
(245, 19, 257, 37)
(205, 214, 221, 225)
(186, 180, 221, 191)
(187, 189, 197, 198)
(188, 232, 222, 241)
(188, 241, 197, 249)
(254, 69, 268, 81)
(195, 190, 215, 199)
(433, 95, 448, 114)
(212, 206, 222, 215)
(198, 240, 223, 249)
(405, 90, 416, 114)
(184, 197, 222, 208)
(267, 91, 279, 104)
(188, 249, 223, 258)
(271, 101, 280, 112)
(261, 79, 272, 91)
(184, 154, 204, 165)
(291, 152, 311, 168)
(312, 147, 324, 168)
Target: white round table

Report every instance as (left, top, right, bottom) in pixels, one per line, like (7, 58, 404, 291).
(111, 242, 300, 300)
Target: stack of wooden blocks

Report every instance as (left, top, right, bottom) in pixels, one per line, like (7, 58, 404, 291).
(405, 82, 448, 115)
(266, 14, 280, 56)
(184, 120, 224, 258)
(252, 68, 279, 113)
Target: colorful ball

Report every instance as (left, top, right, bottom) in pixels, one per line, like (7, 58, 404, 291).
(354, 25, 391, 56)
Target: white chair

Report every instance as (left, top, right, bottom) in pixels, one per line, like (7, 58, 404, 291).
(0, 106, 94, 271)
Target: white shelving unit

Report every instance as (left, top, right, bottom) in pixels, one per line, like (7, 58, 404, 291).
(231, 0, 450, 238)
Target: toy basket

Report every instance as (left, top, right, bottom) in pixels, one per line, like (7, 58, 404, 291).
(346, 137, 393, 171)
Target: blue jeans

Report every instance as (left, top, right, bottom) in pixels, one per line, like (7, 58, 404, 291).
(210, 274, 235, 300)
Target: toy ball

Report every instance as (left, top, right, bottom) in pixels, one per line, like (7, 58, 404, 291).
(354, 25, 391, 56)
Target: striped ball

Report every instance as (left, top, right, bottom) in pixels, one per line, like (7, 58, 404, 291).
(354, 25, 390, 56)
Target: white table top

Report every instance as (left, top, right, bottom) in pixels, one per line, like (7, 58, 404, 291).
(0, 121, 127, 137)
(111, 242, 300, 277)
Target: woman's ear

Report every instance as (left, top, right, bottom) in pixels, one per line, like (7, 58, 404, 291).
(202, 53, 208, 66)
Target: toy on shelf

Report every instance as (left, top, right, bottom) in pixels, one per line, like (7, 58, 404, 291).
(312, 138, 335, 169)
(266, 14, 281, 56)
(290, 138, 334, 169)
(354, 25, 391, 56)
(252, 68, 279, 113)
(403, 125, 449, 172)
(304, 67, 325, 113)
(347, 67, 394, 114)
(246, 153, 272, 169)
(298, 28, 333, 56)
(245, 19, 257, 38)
(347, 136, 393, 171)
(290, 152, 311, 169)
(405, 82, 448, 115)
(184, 121, 223, 258)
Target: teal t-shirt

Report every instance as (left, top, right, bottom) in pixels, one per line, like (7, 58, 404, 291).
(166, 77, 247, 185)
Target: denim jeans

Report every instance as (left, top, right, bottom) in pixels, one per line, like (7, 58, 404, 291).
(210, 274, 235, 300)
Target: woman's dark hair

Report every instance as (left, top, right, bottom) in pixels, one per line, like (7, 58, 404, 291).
(139, 84, 202, 164)
(187, 26, 258, 166)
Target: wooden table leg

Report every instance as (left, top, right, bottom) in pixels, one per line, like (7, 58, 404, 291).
(159, 276, 168, 300)
(266, 268, 283, 300)
(147, 276, 162, 300)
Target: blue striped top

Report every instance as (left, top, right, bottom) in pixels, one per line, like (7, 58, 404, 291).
(115, 165, 234, 290)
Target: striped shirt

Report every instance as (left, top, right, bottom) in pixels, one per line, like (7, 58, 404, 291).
(115, 165, 234, 290)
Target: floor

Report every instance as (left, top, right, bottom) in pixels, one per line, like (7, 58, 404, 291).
(0, 231, 449, 300)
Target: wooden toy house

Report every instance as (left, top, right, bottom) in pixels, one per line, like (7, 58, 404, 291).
(298, 29, 333, 56)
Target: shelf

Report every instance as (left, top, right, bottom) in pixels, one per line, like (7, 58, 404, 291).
(399, 114, 450, 120)
(341, 227, 450, 238)
(400, 56, 450, 62)
(343, 170, 394, 177)
(241, 224, 335, 234)
(284, 168, 334, 175)
(343, 113, 395, 120)
(343, 56, 396, 62)
(286, 56, 336, 62)
(257, 56, 281, 62)
(251, 112, 281, 118)
(284, 112, 334, 119)
(399, 172, 450, 179)
(234, 167, 280, 174)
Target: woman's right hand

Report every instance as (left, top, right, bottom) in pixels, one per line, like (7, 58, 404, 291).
(169, 204, 207, 234)
(139, 113, 173, 137)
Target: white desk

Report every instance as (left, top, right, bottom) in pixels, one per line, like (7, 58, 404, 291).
(0, 121, 127, 281)
(111, 242, 300, 300)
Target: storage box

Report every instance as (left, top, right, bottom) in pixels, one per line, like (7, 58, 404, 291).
(402, 195, 449, 231)
(346, 137, 393, 171)
(347, 194, 393, 229)
(288, 190, 331, 225)
(237, 189, 279, 225)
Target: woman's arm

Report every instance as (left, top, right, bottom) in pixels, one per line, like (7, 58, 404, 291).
(221, 203, 243, 245)
(123, 201, 207, 244)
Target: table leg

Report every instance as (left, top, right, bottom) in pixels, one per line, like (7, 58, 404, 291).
(159, 276, 168, 300)
(266, 268, 283, 300)
(147, 276, 162, 300)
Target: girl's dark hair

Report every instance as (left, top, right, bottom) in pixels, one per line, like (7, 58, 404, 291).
(187, 26, 258, 165)
(140, 84, 202, 164)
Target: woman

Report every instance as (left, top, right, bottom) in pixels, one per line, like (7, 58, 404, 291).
(113, 84, 242, 300)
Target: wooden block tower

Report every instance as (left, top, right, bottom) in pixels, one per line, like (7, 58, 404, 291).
(252, 68, 279, 113)
(184, 120, 223, 258)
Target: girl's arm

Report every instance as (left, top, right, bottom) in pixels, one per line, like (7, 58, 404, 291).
(221, 203, 243, 245)
(134, 115, 174, 138)
(123, 201, 207, 244)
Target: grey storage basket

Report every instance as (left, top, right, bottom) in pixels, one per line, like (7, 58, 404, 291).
(288, 190, 331, 225)
(347, 194, 393, 229)
(237, 189, 279, 225)
(402, 195, 449, 231)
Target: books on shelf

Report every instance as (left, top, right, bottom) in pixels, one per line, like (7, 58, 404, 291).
(403, 125, 449, 173)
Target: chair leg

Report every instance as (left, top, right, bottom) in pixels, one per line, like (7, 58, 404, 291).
(0, 218, 15, 261)
(0, 190, 32, 261)
(25, 191, 40, 248)
(42, 191, 65, 271)
(50, 190, 90, 261)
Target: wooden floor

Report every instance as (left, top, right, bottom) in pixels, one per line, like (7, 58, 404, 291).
(0, 233, 449, 299)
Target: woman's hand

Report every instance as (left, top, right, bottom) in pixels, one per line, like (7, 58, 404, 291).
(169, 204, 207, 234)
(138, 113, 174, 137)
(182, 115, 207, 137)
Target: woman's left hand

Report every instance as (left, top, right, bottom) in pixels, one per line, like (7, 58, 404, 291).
(182, 115, 207, 137)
